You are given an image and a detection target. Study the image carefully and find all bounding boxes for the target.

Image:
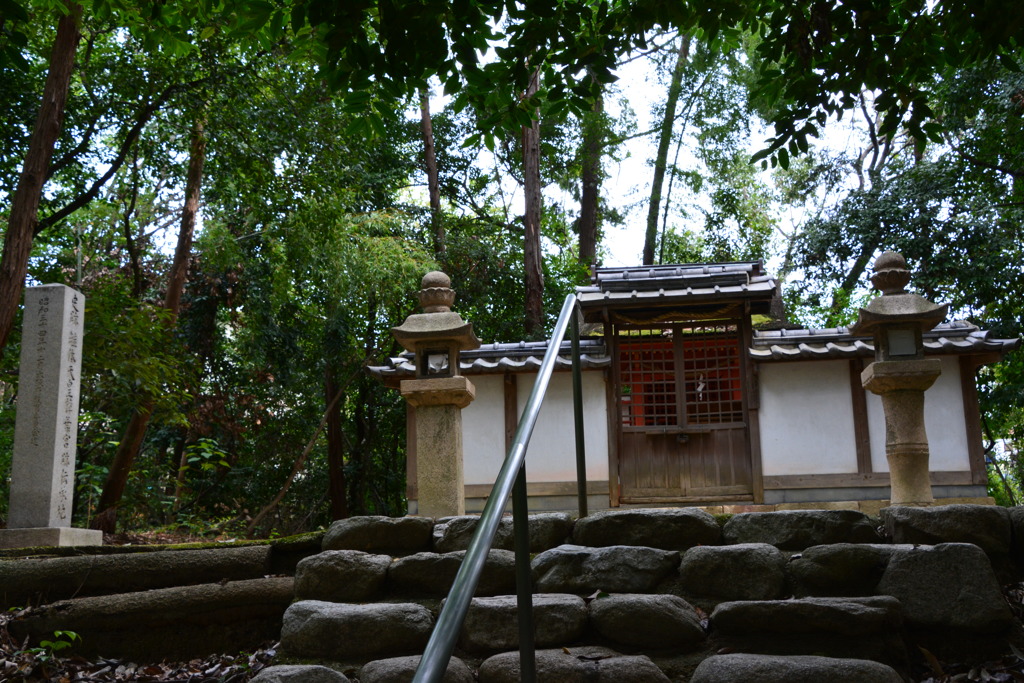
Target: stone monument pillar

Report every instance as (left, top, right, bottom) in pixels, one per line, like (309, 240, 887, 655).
(1, 284, 103, 548)
(851, 252, 948, 507)
(392, 272, 480, 517)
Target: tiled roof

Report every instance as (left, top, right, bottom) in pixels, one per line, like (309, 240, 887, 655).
(577, 262, 777, 308)
(750, 321, 1020, 361)
(368, 321, 1018, 378)
(367, 339, 611, 379)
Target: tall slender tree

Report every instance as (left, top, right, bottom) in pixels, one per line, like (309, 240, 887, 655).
(419, 88, 444, 257)
(522, 69, 544, 334)
(577, 86, 604, 271)
(0, 3, 82, 358)
(643, 35, 689, 265)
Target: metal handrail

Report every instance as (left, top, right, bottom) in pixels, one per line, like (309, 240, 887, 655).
(413, 293, 586, 682)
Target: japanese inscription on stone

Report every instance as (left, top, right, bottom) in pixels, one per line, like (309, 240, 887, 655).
(8, 285, 85, 529)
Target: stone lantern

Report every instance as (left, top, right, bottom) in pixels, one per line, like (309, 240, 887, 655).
(851, 252, 948, 506)
(392, 271, 480, 517)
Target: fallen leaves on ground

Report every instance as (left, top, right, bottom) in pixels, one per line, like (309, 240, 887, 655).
(913, 655, 1024, 682)
(0, 609, 277, 682)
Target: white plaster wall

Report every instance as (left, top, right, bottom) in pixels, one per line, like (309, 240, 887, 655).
(866, 355, 970, 472)
(519, 371, 610, 483)
(758, 360, 859, 476)
(461, 374, 509, 485)
(461, 371, 610, 485)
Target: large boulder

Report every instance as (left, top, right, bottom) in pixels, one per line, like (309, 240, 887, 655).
(722, 510, 881, 550)
(0, 545, 271, 607)
(455, 593, 587, 652)
(880, 505, 1012, 555)
(280, 600, 433, 661)
(294, 550, 391, 602)
(690, 654, 902, 683)
(388, 549, 516, 597)
(478, 646, 670, 683)
(588, 593, 705, 649)
(571, 508, 722, 550)
(787, 544, 901, 597)
(678, 543, 786, 602)
(251, 665, 350, 683)
(532, 544, 680, 593)
(360, 655, 474, 683)
(9, 577, 294, 660)
(432, 513, 572, 553)
(322, 516, 433, 555)
(709, 596, 906, 669)
(876, 543, 1012, 634)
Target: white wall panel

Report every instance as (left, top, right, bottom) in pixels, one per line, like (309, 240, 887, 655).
(461, 371, 610, 485)
(461, 374, 509, 484)
(758, 360, 859, 475)
(866, 356, 969, 472)
(519, 371, 610, 482)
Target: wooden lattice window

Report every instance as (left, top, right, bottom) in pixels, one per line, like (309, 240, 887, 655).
(679, 324, 743, 423)
(618, 322, 743, 428)
(619, 335, 677, 427)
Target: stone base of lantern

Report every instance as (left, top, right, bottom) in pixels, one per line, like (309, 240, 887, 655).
(401, 376, 476, 518)
(0, 526, 103, 549)
(862, 359, 942, 507)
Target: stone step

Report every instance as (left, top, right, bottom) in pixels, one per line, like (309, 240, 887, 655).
(279, 505, 1020, 679)
(256, 648, 672, 683)
(8, 576, 294, 660)
(280, 591, 915, 664)
(0, 544, 273, 607)
(691, 654, 903, 683)
(329, 503, 908, 553)
(477, 646, 671, 682)
(321, 505, 1024, 570)
(451, 593, 588, 652)
(0, 532, 322, 609)
(255, 651, 908, 683)
(7, 504, 1021, 672)
(281, 601, 433, 661)
(709, 596, 908, 669)
(295, 548, 519, 601)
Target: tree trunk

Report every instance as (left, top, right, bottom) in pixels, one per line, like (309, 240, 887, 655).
(350, 297, 379, 514)
(172, 433, 188, 514)
(350, 378, 370, 514)
(419, 89, 444, 257)
(825, 244, 877, 327)
(522, 69, 544, 335)
(325, 365, 348, 519)
(0, 3, 83, 359)
(121, 158, 145, 298)
(578, 88, 604, 273)
(164, 116, 206, 320)
(643, 35, 690, 266)
(91, 401, 154, 533)
(92, 114, 207, 533)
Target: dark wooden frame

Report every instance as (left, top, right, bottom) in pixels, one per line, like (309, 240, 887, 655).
(849, 357, 873, 475)
(763, 471, 974, 489)
(611, 317, 755, 505)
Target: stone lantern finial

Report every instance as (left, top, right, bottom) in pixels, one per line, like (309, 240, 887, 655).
(418, 271, 455, 313)
(392, 270, 480, 380)
(870, 251, 911, 295)
(851, 251, 948, 358)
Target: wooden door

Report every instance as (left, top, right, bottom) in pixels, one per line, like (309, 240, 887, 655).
(615, 321, 752, 503)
